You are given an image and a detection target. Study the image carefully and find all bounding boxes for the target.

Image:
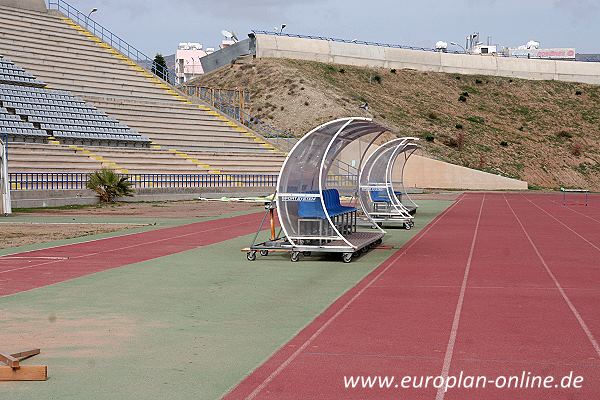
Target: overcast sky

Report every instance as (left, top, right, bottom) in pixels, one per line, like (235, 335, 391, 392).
(65, 0, 599, 56)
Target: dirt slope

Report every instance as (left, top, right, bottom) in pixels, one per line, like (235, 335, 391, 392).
(193, 58, 600, 190)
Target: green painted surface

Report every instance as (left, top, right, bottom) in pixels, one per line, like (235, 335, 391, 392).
(0, 200, 451, 400)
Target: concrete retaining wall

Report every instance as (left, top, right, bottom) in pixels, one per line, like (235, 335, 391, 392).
(200, 38, 253, 74)
(339, 141, 527, 191)
(402, 154, 527, 190)
(255, 34, 600, 85)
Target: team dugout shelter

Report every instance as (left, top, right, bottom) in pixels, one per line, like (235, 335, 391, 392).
(358, 136, 419, 229)
(275, 117, 405, 263)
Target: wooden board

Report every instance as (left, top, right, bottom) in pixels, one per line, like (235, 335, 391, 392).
(0, 365, 47, 381)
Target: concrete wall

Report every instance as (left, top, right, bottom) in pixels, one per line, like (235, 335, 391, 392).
(339, 140, 527, 191)
(0, 0, 47, 12)
(200, 38, 253, 74)
(255, 34, 600, 85)
(402, 154, 527, 190)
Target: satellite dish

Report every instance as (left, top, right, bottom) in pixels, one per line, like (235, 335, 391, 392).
(221, 29, 239, 42)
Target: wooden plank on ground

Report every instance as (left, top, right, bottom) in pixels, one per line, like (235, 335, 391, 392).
(0, 365, 47, 381)
(0, 353, 19, 368)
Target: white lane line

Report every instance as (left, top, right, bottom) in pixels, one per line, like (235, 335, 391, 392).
(435, 194, 485, 400)
(0, 219, 257, 276)
(523, 195, 600, 253)
(0, 212, 258, 258)
(0, 222, 148, 226)
(0, 256, 68, 260)
(547, 198, 600, 224)
(241, 196, 468, 400)
(505, 195, 600, 359)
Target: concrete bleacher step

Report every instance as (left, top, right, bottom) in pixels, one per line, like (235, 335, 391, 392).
(7, 143, 104, 173)
(0, 4, 285, 174)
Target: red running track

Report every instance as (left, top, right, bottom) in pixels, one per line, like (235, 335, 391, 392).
(225, 192, 600, 400)
(0, 212, 264, 297)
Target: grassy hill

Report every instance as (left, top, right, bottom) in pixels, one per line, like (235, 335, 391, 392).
(192, 58, 600, 190)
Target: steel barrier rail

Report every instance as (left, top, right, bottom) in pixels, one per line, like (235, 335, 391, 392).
(8, 172, 357, 191)
(181, 84, 299, 152)
(9, 173, 278, 190)
(48, 0, 176, 83)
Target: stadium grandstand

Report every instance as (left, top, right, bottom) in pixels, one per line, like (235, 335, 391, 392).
(0, 0, 285, 197)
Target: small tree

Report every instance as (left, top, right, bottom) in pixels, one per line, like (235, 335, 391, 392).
(87, 169, 134, 203)
(152, 53, 168, 79)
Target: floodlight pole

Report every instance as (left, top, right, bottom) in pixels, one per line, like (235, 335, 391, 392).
(86, 8, 98, 28)
(450, 42, 467, 53)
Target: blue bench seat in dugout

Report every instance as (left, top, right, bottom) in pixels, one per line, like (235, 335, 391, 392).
(298, 189, 357, 219)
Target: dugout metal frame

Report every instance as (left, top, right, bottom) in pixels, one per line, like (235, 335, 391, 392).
(358, 137, 419, 229)
(245, 117, 392, 263)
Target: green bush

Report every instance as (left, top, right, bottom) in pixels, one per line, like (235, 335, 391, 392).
(424, 133, 435, 142)
(458, 95, 467, 102)
(557, 130, 573, 139)
(467, 116, 485, 124)
(87, 169, 134, 203)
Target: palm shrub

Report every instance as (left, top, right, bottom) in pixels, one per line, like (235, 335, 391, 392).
(86, 169, 134, 203)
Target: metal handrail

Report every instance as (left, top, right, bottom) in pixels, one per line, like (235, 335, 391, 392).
(47, 0, 176, 83)
(182, 84, 299, 152)
(252, 30, 597, 62)
(7, 172, 357, 190)
(9, 172, 278, 190)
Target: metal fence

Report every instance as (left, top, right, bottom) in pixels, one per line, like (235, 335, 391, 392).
(8, 173, 278, 191)
(48, 0, 176, 83)
(182, 86, 250, 121)
(181, 84, 299, 152)
(8, 172, 358, 191)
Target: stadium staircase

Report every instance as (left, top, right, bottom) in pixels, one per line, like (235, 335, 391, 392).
(0, 2, 285, 180)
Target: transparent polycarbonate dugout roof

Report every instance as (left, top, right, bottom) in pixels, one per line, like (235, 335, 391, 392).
(276, 117, 389, 245)
(358, 137, 419, 220)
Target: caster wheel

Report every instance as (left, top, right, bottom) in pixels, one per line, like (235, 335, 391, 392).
(342, 252, 353, 263)
(302, 251, 312, 256)
(404, 223, 412, 230)
(246, 251, 257, 261)
(260, 250, 269, 256)
(361, 247, 369, 254)
(291, 252, 300, 262)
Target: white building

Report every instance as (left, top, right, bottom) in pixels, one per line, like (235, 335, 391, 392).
(175, 42, 207, 84)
